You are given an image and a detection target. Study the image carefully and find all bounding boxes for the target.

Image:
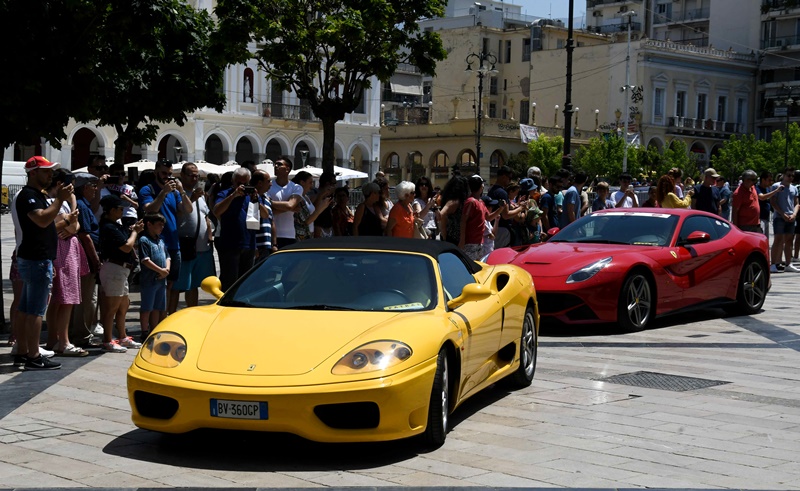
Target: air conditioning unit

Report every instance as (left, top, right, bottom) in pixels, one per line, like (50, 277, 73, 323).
(592, 10, 602, 17)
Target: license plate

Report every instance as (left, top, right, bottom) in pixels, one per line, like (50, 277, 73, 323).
(210, 399, 268, 420)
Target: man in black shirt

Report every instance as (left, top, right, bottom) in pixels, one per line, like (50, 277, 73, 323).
(692, 168, 722, 215)
(16, 157, 73, 370)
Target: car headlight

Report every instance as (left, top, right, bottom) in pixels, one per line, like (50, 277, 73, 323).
(140, 332, 187, 368)
(332, 340, 413, 375)
(566, 257, 612, 283)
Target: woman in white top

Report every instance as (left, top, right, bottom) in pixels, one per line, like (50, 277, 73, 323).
(413, 176, 439, 239)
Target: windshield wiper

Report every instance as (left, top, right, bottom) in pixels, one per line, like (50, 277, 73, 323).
(291, 304, 357, 311)
(572, 238, 630, 245)
(220, 299, 255, 308)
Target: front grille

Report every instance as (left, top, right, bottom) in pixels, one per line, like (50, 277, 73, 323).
(536, 293, 583, 314)
(565, 304, 599, 321)
(134, 391, 179, 419)
(314, 402, 380, 429)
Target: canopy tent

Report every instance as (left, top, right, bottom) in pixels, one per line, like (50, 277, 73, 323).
(289, 165, 369, 181)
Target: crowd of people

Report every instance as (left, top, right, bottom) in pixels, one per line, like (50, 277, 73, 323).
(7, 153, 800, 370)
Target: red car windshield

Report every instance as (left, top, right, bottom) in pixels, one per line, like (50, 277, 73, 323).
(551, 212, 680, 247)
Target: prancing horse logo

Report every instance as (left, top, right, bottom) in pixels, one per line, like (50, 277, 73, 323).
(248, 364, 256, 371)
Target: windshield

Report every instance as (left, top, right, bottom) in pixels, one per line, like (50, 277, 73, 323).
(220, 251, 437, 312)
(550, 212, 679, 246)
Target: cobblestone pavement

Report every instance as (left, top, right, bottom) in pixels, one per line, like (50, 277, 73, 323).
(1, 213, 799, 489)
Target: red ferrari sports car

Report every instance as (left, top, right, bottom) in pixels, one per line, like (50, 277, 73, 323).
(486, 209, 770, 330)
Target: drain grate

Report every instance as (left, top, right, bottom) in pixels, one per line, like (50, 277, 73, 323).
(686, 334, 709, 338)
(596, 371, 730, 392)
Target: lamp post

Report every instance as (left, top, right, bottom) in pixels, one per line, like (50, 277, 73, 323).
(779, 84, 800, 168)
(531, 102, 536, 125)
(615, 108, 622, 136)
(554, 104, 559, 128)
(174, 144, 182, 163)
(402, 101, 410, 125)
(574, 107, 580, 131)
(380, 103, 385, 126)
(594, 109, 600, 131)
(465, 50, 498, 176)
(300, 149, 309, 169)
(428, 100, 433, 124)
(620, 10, 637, 173)
(562, 0, 576, 172)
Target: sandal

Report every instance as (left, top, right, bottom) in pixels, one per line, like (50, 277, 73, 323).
(56, 344, 89, 357)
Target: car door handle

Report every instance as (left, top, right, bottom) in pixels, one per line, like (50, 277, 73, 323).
(728, 248, 735, 256)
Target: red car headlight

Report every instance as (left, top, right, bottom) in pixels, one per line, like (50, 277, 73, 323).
(566, 257, 613, 283)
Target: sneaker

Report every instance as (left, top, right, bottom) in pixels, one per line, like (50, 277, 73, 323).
(770, 264, 783, 274)
(92, 323, 104, 336)
(102, 340, 127, 353)
(786, 264, 800, 273)
(118, 336, 142, 349)
(24, 355, 61, 370)
(39, 347, 55, 358)
(13, 355, 26, 367)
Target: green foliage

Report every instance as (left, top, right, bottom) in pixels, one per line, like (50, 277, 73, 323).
(572, 135, 642, 181)
(505, 152, 531, 179)
(525, 135, 564, 178)
(214, 0, 447, 176)
(710, 123, 800, 181)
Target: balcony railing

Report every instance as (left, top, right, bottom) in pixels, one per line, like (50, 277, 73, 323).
(761, 35, 800, 49)
(654, 8, 710, 24)
(591, 21, 642, 34)
(667, 116, 744, 135)
(762, 0, 800, 13)
(643, 39, 755, 62)
(262, 102, 319, 121)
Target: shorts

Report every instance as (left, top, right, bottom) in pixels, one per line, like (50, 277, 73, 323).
(463, 243, 483, 261)
(173, 249, 216, 291)
(773, 216, 796, 235)
(99, 261, 130, 297)
(140, 281, 167, 312)
(17, 258, 53, 317)
(167, 248, 181, 284)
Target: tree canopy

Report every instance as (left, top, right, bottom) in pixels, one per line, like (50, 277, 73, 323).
(214, 0, 447, 177)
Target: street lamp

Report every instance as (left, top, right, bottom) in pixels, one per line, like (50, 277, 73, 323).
(615, 108, 622, 135)
(402, 101, 410, 125)
(465, 50, 498, 176)
(778, 84, 800, 168)
(620, 10, 637, 173)
(574, 107, 580, 131)
(554, 104, 559, 128)
(594, 109, 600, 131)
(174, 144, 182, 163)
(380, 103, 385, 126)
(300, 149, 309, 168)
(428, 100, 433, 124)
(531, 102, 536, 125)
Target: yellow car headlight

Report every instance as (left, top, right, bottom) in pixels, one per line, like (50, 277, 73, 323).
(332, 341, 413, 375)
(140, 332, 187, 368)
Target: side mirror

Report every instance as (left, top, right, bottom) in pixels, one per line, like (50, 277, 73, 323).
(447, 283, 491, 309)
(683, 231, 711, 245)
(546, 227, 560, 238)
(201, 276, 224, 300)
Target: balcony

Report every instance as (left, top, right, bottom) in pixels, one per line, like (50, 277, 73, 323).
(261, 102, 319, 122)
(654, 8, 709, 24)
(667, 116, 744, 136)
(762, 35, 800, 50)
(587, 0, 637, 7)
(762, 0, 800, 13)
(590, 21, 642, 34)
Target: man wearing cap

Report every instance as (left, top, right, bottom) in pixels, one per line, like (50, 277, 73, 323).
(141, 159, 192, 312)
(732, 170, 762, 234)
(692, 168, 722, 215)
(86, 155, 109, 214)
(15, 157, 71, 370)
(487, 166, 525, 247)
(70, 172, 103, 348)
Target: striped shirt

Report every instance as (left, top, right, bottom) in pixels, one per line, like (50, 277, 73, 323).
(255, 194, 274, 250)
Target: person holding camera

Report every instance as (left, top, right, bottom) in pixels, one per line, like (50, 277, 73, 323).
(140, 159, 192, 313)
(214, 167, 264, 291)
(97, 162, 138, 229)
(770, 169, 799, 273)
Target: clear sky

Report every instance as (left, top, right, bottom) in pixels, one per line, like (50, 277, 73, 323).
(517, 0, 587, 22)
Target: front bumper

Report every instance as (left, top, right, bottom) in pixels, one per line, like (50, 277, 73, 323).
(127, 357, 437, 442)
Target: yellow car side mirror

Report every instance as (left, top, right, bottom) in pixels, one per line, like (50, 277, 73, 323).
(201, 276, 224, 300)
(447, 283, 491, 309)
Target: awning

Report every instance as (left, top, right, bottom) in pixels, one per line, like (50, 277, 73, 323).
(390, 82, 423, 96)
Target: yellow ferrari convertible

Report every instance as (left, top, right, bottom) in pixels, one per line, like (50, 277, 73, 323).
(127, 237, 538, 447)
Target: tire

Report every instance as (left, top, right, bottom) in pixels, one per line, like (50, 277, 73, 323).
(504, 307, 537, 388)
(422, 348, 449, 448)
(617, 272, 654, 331)
(734, 258, 768, 314)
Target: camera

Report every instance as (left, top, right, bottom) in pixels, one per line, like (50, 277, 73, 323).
(61, 173, 74, 185)
(106, 175, 120, 185)
(244, 186, 256, 194)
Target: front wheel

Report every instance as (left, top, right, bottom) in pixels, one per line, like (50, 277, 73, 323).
(734, 259, 768, 314)
(618, 272, 654, 331)
(503, 307, 537, 388)
(422, 348, 449, 448)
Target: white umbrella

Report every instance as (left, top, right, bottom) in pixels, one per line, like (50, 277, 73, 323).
(256, 160, 274, 176)
(288, 165, 324, 178)
(124, 159, 156, 172)
(334, 165, 368, 181)
(183, 160, 226, 177)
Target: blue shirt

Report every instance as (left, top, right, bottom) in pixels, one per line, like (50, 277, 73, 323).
(592, 197, 616, 212)
(539, 191, 560, 229)
(138, 234, 167, 287)
(76, 195, 100, 246)
(560, 186, 581, 225)
(256, 194, 273, 249)
(215, 188, 256, 250)
(140, 183, 182, 250)
(773, 183, 798, 218)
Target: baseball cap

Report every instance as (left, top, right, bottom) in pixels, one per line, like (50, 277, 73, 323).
(74, 172, 99, 188)
(25, 156, 60, 173)
(704, 168, 720, 178)
(519, 178, 538, 194)
(100, 194, 125, 210)
(480, 195, 499, 207)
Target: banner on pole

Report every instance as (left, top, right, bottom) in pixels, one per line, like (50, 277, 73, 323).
(520, 124, 539, 143)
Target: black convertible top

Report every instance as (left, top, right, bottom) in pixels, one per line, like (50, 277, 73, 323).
(279, 237, 483, 273)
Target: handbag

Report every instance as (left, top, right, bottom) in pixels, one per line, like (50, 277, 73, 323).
(413, 218, 429, 239)
(179, 205, 202, 261)
(246, 199, 261, 230)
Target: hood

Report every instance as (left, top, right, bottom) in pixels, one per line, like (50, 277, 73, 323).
(195, 308, 399, 376)
(510, 242, 649, 277)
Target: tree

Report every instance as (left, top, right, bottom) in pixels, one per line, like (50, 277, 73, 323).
(572, 134, 642, 181)
(214, 0, 447, 179)
(526, 135, 564, 178)
(88, 0, 226, 163)
(710, 133, 770, 182)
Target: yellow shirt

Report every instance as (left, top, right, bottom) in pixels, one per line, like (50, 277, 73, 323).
(660, 192, 692, 209)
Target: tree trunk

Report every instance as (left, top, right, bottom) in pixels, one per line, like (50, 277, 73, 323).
(320, 115, 337, 181)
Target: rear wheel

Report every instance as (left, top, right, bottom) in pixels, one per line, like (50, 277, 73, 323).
(618, 272, 654, 331)
(422, 348, 449, 448)
(504, 307, 537, 388)
(734, 258, 768, 314)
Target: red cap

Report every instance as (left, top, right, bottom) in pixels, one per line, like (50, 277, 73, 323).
(25, 156, 60, 173)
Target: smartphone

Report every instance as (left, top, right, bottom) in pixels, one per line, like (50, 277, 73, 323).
(62, 173, 74, 185)
(106, 175, 120, 185)
(244, 186, 256, 194)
